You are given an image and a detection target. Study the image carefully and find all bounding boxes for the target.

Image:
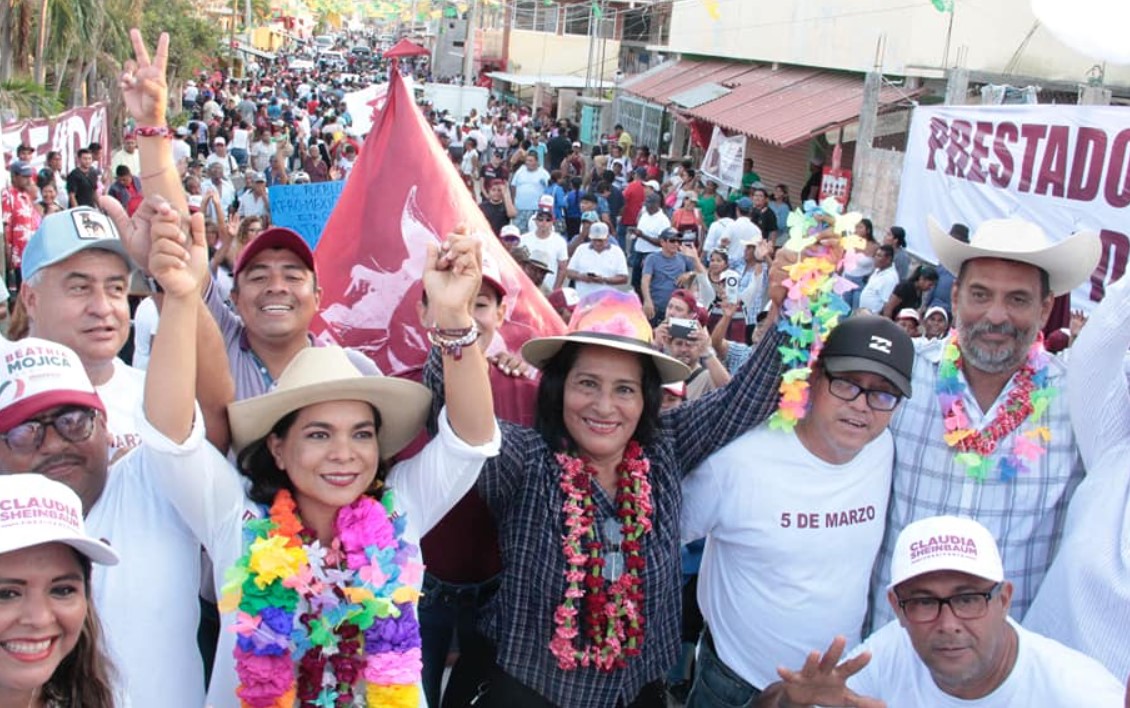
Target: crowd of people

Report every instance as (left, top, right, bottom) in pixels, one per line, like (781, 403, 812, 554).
(0, 24, 1126, 708)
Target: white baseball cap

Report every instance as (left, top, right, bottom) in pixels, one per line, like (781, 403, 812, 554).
(644, 180, 660, 192)
(0, 338, 105, 433)
(588, 222, 610, 239)
(896, 308, 921, 323)
(499, 224, 521, 240)
(0, 474, 118, 565)
(887, 516, 1003, 589)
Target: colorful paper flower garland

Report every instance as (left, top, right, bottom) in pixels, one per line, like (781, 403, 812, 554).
(221, 489, 425, 708)
(769, 199, 865, 431)
(936, 333, 1057, 481)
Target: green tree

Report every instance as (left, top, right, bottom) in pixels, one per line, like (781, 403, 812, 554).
(140, 0, 223, 83)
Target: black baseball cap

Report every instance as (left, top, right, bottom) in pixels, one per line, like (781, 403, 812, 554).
(818, 315, 914, 397)
(659, 228, 680, 241)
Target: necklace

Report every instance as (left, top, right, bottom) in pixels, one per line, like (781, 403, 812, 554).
(221, 489, 424, 707)
(550, 441, 652, 672)
(935, 333, 1057, 481)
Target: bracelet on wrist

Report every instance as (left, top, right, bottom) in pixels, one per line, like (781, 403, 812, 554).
(427, 324, 480, 361)
(134, 125, 172, 139)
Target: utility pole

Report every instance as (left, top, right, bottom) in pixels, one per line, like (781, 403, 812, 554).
(463, 0, 478, 86)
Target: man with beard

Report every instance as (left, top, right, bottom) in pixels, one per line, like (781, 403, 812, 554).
(866, 217, 1100, 629)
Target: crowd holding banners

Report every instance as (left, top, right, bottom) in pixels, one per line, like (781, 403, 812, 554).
(0, 16, 1129, 708)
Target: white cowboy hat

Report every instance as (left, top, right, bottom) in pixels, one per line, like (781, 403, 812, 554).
(228, 347, 432, 457)
(927, 216, 1100, 296)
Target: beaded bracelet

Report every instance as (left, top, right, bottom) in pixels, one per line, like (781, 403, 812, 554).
(134, 125, 171, 139)
(427, 324, 480, 361)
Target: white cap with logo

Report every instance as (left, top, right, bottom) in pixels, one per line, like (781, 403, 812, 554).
(0, 474, 118, 565)
(887, 515, 1003, 589)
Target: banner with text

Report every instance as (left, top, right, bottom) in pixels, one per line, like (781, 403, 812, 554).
(1, 104, 109, 173)
(699, 126, 745, 190)
(268, 181, 345, 249)
(897, 104, 1129, 307)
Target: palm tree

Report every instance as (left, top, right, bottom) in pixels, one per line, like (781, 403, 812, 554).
(0, 76, 63, 119)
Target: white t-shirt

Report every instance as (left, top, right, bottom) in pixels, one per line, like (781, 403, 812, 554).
(682, 422, 893, 689)
(703, 217, 741, 264)
(230, 127, 252, 151)
(567, 242, 629, 299)
(148, 409, 502, 708)
(171, 138, 191, 170)
(847, 618, 1125, 707)
(634, 209, 671, 255)
(723, 216, 762, 251)
(520, 231, 569, 293)
(205, 151, 238, 179)
(86, 407, 235, 708)
(511, 166, 550, 211)
(96, 358, 146, 458)
(250, 141, 274, 173)
(202, 178, 235, 222)
(238, 190, 269, 218)
(858, 265, 899, 313)
(131, 297, 159, 370)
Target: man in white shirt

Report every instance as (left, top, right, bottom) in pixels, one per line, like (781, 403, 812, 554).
(204, 137, 237, 180)
(723, 197, 763, 255)
(237, 171, 270, 220)
(519, 207, 568, 294)
(856, 245, 897, 314)
(761, 515, 1125, 708)
(171, 127, 192, 174)
(510, 152, 550, 229)
(682, 316, 913, 706)
(630, 192, 671, 289)
(201, 162, 236, 224)
(565, 222, 629, 299)
(0, 337, 235, 708)
(249, 130, 275, 173)
(108, 133, 140, 180)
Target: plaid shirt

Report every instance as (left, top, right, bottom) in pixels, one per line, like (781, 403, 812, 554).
(425, 331, 783, 707)
(869, 335, 1083, 628)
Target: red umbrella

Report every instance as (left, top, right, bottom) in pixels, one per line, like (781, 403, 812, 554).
(383, 38, 429, 58)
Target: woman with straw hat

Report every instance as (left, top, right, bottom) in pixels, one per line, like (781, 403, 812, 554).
(0, 474, 119, 708)
(140, 209, 499, 708)
(421, 287, 787, 707)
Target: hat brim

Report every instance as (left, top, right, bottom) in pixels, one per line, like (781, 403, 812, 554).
(822, 355, 912, 398)
(927, 217, 1100, 296)
(0, 529, 119, 565)
(228, 375, 432, 458)
(521, 332, 691, 385)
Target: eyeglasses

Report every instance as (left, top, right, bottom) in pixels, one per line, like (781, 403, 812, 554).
(897, 583, 1003, 623)
(535, 214, 554, 221)
(0, 408, 99, 454)
(824, 374, 901, 412)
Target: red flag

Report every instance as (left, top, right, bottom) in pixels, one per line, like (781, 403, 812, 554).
(311, 70, 565, 376)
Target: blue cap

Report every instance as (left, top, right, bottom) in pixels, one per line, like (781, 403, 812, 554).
(737, 197, 753, 211)
(22, 207, 132, 282)
(8, 161, 33, 178)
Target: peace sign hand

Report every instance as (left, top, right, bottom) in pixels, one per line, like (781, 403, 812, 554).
(120, 28, 169, 128)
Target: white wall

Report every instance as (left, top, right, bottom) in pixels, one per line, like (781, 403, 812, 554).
(665, 0, 1130, 89)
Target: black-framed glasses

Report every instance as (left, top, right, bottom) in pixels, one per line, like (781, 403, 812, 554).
(824, 374, 901, 412)
(897, 583, 1003, 623)
(0, 408, 98, 454)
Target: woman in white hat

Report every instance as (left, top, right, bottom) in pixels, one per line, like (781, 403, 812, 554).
(141, 210, 499, 707)
(420, 288, 786, 707)
(0, 474, 119, 708)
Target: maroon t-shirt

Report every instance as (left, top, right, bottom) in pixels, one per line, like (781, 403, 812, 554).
(419, 366, 539, 583)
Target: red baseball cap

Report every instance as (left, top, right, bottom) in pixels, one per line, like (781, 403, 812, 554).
(234, 227, 316, 278)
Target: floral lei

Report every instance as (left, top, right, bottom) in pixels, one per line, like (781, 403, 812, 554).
(220, 489, 425, 708)
(549, 441, 652, 672)
(768, 199, 865, 431)
(936, 332, 1057, 481)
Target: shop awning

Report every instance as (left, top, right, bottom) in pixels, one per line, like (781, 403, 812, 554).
(621, 59, 917, 148)
(486, 71, 614, 90)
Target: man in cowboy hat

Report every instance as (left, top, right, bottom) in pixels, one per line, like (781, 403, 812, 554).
(867, 217, 1101, 628)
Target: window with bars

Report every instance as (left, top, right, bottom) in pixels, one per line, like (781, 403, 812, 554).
(562, 3, 615, 38)
(513, 0, 559, 33)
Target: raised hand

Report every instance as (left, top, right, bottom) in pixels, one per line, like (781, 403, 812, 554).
(148, 201, 206, 299)
(424, 226, 482, 329)
(99, 194, 159, 271)
(120, 29, 169, 128)
(774, 636, 885, 708)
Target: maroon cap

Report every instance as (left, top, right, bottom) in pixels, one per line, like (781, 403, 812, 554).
(234, 227, 316, 278)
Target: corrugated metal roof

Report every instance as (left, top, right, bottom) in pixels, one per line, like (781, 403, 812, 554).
(669, 83, 730, 108)
(621, 59, 916, 148)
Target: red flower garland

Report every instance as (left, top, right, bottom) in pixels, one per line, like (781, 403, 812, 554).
(550, 441, 653, 671)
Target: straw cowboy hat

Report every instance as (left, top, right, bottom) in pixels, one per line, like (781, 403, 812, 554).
(521, 290, 691, 384)
(229, 347, 432, 456)
(927, 216, 1100, 296)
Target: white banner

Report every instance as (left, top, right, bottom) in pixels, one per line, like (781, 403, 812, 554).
(896, 104, 1130, 308)
(699, 125, 745, 190)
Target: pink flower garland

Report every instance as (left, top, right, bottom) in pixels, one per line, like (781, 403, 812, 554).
(550, 441, 652, 672)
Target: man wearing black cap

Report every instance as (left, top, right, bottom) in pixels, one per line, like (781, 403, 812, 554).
(641, 227, 700, 323)
(680, 315, 914, 707)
